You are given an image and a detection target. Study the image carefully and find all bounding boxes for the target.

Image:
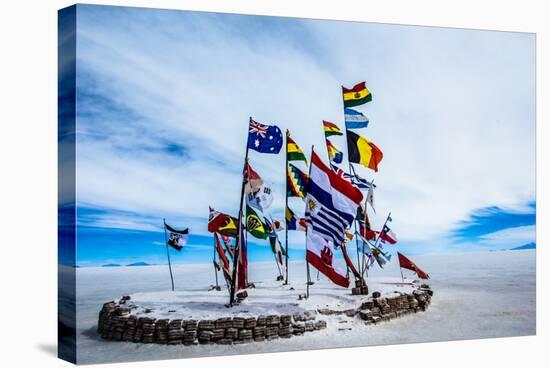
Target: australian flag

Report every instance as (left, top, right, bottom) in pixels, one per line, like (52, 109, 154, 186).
(247, 118, 283, 154)
(164, 221, 189, 251)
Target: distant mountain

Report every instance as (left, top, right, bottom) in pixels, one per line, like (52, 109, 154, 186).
(126, 261, 153, 267)
(510, 242, 536, 251)
(102, 263, 121, 267)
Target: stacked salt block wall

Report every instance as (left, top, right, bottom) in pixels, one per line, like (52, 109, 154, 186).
(97, 286, 433, 345)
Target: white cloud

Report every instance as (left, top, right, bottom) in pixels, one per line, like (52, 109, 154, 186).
(72, 7, 535, 249)
(477, 225, 536, 248)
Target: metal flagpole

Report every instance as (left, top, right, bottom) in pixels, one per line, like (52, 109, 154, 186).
(269, 216, 284, 280)
(400, 268, 405, 283)
(284, 130, 290, 285)
(229, 121, 251, 306)
(163, 218, 175, 292)
(213, 236, 219, 289)
(340, 87, 364, 285)
(362, 212, 391, 279)
(305, 145, 314, 299)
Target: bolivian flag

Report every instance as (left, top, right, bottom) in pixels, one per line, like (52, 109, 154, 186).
(346, 130, 383, 172)
(287, 131, 308, 164)
(323, 120, 343, 137)
(342, 82, 372, 108)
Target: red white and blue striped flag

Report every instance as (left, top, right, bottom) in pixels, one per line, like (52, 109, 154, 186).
(305, 151, 363, 288)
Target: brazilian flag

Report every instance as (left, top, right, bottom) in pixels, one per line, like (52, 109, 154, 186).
(246, 205, 270, 239)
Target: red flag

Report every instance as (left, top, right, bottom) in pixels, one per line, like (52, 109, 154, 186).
(380, 225, 398, 244)
(243, 161, 263, 193)
(214, 233, 232, 284)
(306, 229, 350, 288)
(341, 244, 361, 279)
(397, 252, 430, 279)
(208, 207, 239, 237)
(235, 227, 248, 291)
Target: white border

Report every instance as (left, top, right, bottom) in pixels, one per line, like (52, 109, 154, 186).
(0, 1, 546, 367)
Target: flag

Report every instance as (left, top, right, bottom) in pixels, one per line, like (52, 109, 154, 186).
(220, 234, 234, 257)
(356, 234, 387, 268)
(214, 233, 232, 283)
(344, 108, 369, 129)
(370, 244, 387, 268)
(235, 227, 248, 291)
(331, 164, 353, 181)
(286, 207, 307, 231)
(269, 234, 286, 271)
(341, 244, 361, 279)
(208, 207, 239, 237)
(325, 139, 343, 164)
(323, 120, 343, 137)
(265, 217, 287, 273)
(358, 222, 377, 241)
(346, 130, 383, 172)
(355, 235, 376, 270)
(306, 151, 363, 246)
(269, 219, 285, 232)
(366, 185, 375, 213)
(247, 118, 283, 154)
(164, 222, 188, 251)
(342, 81, 372, 108)
(246, 184, 273, 212)
(287, 163, 308, 199)
(306, 227, 350, 288)
(357, 205, 377, 240)
(380, 224, 398, 244)
(287, 131, 308, 164)
(398, 252, 430, 279)
(349, 165, 375, 190)
(243, 162, 263, 193)
(245, 204, 270, 239)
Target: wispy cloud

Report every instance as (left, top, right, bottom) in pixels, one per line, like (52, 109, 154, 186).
(73, 5, 535, 254)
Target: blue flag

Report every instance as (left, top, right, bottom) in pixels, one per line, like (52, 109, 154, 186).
(247, 118, 283, 154)
(344, 108, 369, 129)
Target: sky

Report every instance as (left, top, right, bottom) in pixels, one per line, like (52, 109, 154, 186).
(68, 5, 536, 267)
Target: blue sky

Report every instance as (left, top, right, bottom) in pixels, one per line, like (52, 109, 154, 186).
(68, 5, 535, 266)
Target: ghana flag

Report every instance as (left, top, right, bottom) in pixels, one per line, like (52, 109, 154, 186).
(346, 130, 383, 172)
(287, 131, 308, 164)
(323, 120, 343, 137)
(342, 82, 372, 108)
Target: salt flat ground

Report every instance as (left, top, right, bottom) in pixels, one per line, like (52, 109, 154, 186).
(75, 250, 535, 364)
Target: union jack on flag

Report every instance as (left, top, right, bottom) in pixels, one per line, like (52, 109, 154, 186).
(248, 118, 268, 138)
(247, 117, 283, 154)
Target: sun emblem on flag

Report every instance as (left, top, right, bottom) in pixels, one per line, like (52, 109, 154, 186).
(308, 198, 317, 212)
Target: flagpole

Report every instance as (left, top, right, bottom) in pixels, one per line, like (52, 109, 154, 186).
(340, 86, 364, 286)
(360, 195, 368, 278)
(229, 122, 250, 306)
(362, 211, 391, 279)
(305, 145, 314, 299)
(284, 130, 290, 285)
(215, 232, 232, 293)
(163, 218, 175, 292)
(400, 267, 405, 283)
(213, 235, 219, 289)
